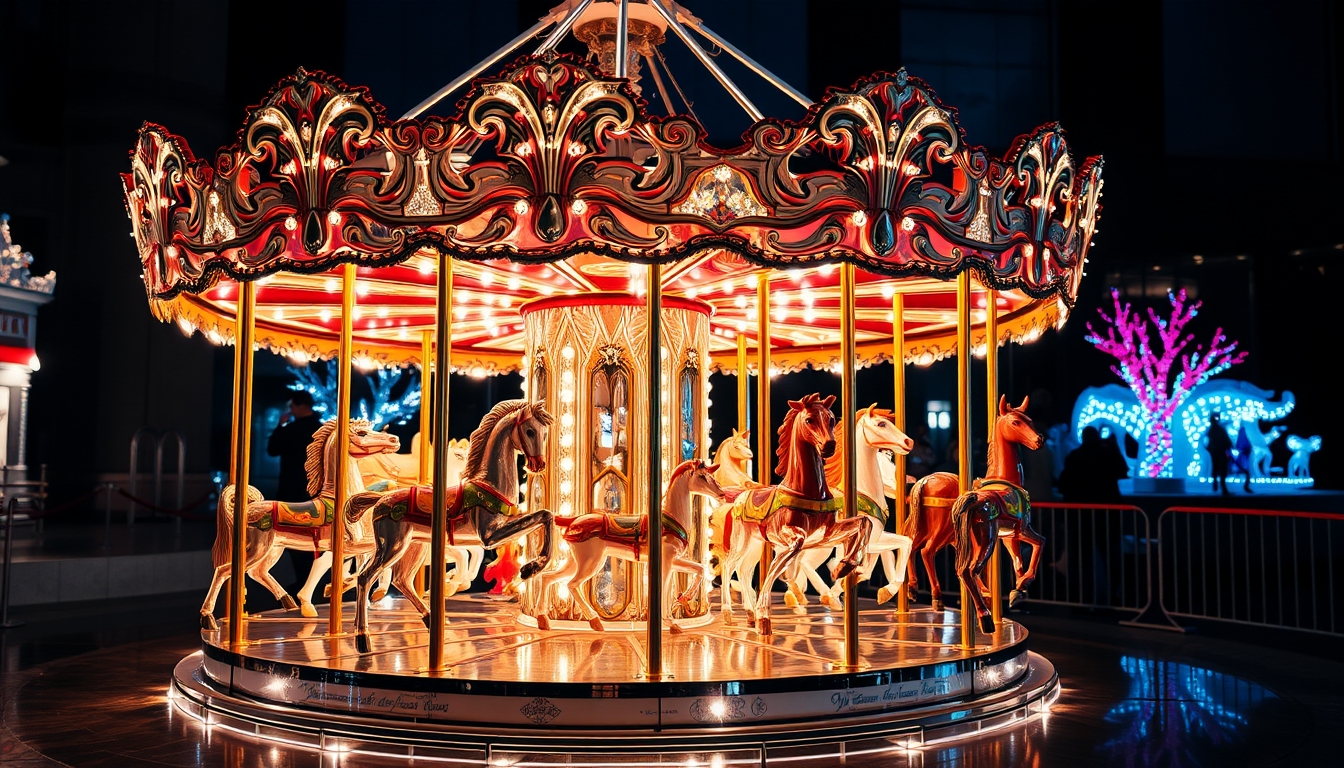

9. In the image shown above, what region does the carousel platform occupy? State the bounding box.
[171,594,1057,763]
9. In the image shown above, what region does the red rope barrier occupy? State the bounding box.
[115,489,215,518]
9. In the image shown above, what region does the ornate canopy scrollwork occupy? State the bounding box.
[124,55,1102,305]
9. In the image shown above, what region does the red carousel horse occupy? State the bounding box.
[718,393,873,636]
[951,395,1047,634]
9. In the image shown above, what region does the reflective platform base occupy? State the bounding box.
[172,595,1059,762]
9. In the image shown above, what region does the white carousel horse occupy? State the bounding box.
[786,405,915,608]
[532,459,724,632]
[199,419,400,630]
[712,429,758,492]
[1286,435,1321,478]
[345,400,556,654]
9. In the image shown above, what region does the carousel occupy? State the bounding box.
[125,1,1101,762]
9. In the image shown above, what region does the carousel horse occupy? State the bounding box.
[353,437,486,603]
[532,459,725,632]
[199,419,400,630]
[951,395,1047,634]
[901,471,960,610]
[717,393,873,636]
[712,429,760,493]
[787,405,915,608]
[345,399,555,654]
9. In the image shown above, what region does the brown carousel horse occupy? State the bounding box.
[900,472,960,610]
[718,393,873,636]
[345,399,555,654]
[951,395,1047,634]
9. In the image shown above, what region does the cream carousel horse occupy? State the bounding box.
[711,429,759,492]
[346,400,556,654]
[199,419,400,630]
[786,406,915,608]
[716,394,873,635]
[532,459,725,632]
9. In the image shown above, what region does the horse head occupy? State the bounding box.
[685,459,726,503]
[716,429,753,464]
[512,401,553,473]
[347,418,401,458]
[780,393,838,470]
[997,395,1045,450]
[857,404,914,455]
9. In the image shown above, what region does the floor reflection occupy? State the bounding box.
[1100,656,1275,767]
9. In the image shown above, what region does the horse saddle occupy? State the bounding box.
[974,479,1030,521]
[255,497,336,531]
[564,513,690,560]
[385,481,518,526]
[853,493,889,527]
[734,486,841,524]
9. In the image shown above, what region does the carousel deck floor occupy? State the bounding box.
[3,593,1342,766]
[210,594,1021,683]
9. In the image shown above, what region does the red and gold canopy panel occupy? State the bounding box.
[125,56,1100,371]
[162,252,1064,374]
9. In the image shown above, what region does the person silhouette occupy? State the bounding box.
[1058,426,1129,502]
[1204,412,1233,496]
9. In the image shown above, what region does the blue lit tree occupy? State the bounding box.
[288,364,421,430]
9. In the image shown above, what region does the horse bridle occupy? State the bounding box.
[511,405,546,472]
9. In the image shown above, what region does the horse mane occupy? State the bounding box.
[307,420,340,497]
[463,400,553,480]
[775,404,800,479]
[665,458,700,489]
[985,414,999,475]
[823,418,845,490]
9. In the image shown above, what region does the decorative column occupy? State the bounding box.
[429,255,453,671]
[755,275,772,591]
[892,292,909,616]
[956,271,974,649]
[329,264,355,637]
[645,261,664,678]
[839,263,860,668]
[984,286,1002,630]
[228,280,256,647]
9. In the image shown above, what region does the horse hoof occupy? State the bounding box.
[300,602,318,619]
[200,613,219,632]
[979,614,996,635]
[721,612,736,626]
[322,585,332,598]
[830,559,859,581]
[783,591,800,608]
[669,623,683,635]
[931,598,945,612]
[281,595,299,612]
[536,615,551,631]
[745,612,757,629]
[588,618,605,632]
[371,589,388,603]
[356,635,371,655]
[818,593,834,608]
[757,617,772,636]
[1009,589,1026,608]
[519,561,543,580]
[876,586,895,605]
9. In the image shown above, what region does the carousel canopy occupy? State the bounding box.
[122,4,1102,375]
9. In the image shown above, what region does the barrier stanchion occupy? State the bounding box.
[2,498,21,629]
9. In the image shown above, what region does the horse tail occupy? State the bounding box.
[346,491,382,525]
[902,476,926,539]
[951,492,979,576]
[212,486,234,568]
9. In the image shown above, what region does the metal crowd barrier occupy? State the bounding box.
[1151,506,1342,636]
[900,500,1341,638]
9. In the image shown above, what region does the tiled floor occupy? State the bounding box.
[1,595,1341,766]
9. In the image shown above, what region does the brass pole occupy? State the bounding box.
[228,280,255,646]
[736,332,748,436]
[429,255,453,671]
[329,264,355,636]
[840,263,860,668]
[957,271,974,649]
[892,293,909,616]
[755,276,772,596]
[985,286,1002,630]
[645,262,664,678]
[419,331,433,485]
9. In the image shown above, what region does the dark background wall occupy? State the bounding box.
[1,0,1339,500]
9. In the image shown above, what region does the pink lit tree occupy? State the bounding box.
[1086,288,1246,477]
